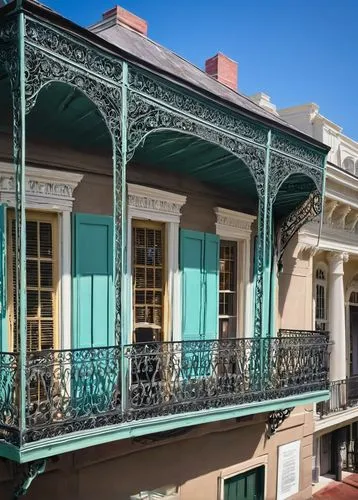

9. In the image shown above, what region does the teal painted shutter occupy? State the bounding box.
[203,233,219,340]
[0,204,6,352]
[72,214,116,412]
[224,466,265,500]
[72,213,114,348]
[180,230,219,341]
[180,230,219,377]
[180,230,205,343]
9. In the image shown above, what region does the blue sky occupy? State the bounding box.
[43,0,358,139]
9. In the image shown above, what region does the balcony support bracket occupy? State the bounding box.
[267,408,294,438]
[13,459,47,499]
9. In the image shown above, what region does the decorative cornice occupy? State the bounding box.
[128,183,187,219]
[214,207,256,233]
[332,204,351,228]
[0,163,83,211]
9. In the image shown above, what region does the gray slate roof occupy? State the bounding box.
[93,22,296,130]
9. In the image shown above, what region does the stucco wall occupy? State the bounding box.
[0,407,314,500]
[278,235,314,331]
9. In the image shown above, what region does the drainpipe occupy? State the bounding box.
[315,153,328,250]
[13,460,47,499]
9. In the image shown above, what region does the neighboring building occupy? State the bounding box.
[278,103,358,482]
[0,2,330,499]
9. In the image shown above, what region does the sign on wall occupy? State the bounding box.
[277,440,301,500]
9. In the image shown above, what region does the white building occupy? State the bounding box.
[278,103,358,483]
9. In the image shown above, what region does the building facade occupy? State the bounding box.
[0,2,330,499]
[278,103,358,483]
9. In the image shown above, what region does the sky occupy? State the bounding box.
[41,0,358,140]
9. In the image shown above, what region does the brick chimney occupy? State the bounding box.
[205,53,238,91]
[93,5,148,36]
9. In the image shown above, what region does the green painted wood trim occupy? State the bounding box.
[0,442,21,462]
[13,390,329,463]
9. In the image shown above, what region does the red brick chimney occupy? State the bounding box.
[101,6,147,36]
[205,53,238,91]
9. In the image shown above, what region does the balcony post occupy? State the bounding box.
[118,61,128,411]
[12,11,27,437]
[328,252,348,381]
[254,130,272,340]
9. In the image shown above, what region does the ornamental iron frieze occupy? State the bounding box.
[127,91,266,192]
[0,18,17,42]
[25,18,123,84]
[271,132,323,167]
[128,67,268,145]
[269,152,323,202]
[24,44,122,135]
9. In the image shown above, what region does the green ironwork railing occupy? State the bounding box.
[0,333,329,446]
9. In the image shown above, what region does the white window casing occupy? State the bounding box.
[127,184,186,344]
[214,207,256,338]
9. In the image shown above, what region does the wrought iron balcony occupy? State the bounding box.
[316,375,358,417]
[0,334,329,450]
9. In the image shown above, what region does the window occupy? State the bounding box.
[215,207,255,338]
[223,466,265,500]
[343,157,355,174]
[315,265,328,331]
[219,240,237,339]
[350,291,358,304]
[8,211,58,352]
[132,220,165,342]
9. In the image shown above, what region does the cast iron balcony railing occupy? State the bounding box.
[317,375,358,417]
[0,333,329,446]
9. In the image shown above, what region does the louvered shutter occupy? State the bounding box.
[9,214,57,353]
[180,230,219,378]
[72,213,114,348]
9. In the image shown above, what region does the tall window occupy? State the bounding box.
[132,220,165,342]
[219,240,237,339]
[315,265,328,331]
[8,211,58,352]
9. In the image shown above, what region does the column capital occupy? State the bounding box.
[328,252,349,275]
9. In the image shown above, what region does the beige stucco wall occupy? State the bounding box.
[278,235,314,331]
[0,407,314,500]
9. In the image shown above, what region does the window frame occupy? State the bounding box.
[217,455,268,500]
[215,207,256,338]
[0,162,82,351]
[126,184,186,345]
[7,210,60,352]
[314,262,328,332]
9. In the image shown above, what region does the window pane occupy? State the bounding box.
[219,240,237,339]
[39,222,52,257]
[133,222,164,339]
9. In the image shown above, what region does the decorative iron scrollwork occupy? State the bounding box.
[267,408,294,438]
[128,67,268,145]
[25,18,123,83]
[271,132,323,167]
[278,190,321,258]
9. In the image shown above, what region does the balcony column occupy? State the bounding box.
[328,252,349,381]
